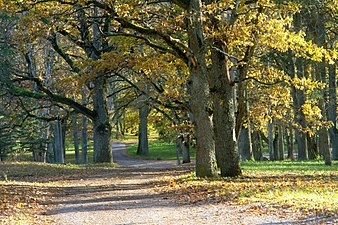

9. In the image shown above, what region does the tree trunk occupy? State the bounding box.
[182,140,191,164]
[32,143,46,162]
[319,128,332,165]
[187,0,217,177]
[239,126,253,161]
[93,75,112,163]
[82,7,112,163]
[295,58,308,160]
[252,131,262,161]
[54,121,65,164]
[46,141,54,163]
[286,127,295,160]
[278,125,284,160]
[72,112,80,164]
[175,136,182,165]
[137,97,149,155]
[307,135,318,159]
[313,10,332,165]
[209,45,241,176]
[268,119,274,161]
[81,87,88,164]
[273,126,279,160]
[328,64,338,160]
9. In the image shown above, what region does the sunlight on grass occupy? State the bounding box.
[160,160,338,218]
[127,140,195,160]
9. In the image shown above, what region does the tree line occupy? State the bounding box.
[0,0,337,177]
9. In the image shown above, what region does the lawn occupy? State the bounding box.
[127,139,196,160]
[160,160,338,219]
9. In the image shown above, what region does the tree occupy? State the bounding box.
[3,1,113,163]
[137,95,150,155]
[3,0,336,173]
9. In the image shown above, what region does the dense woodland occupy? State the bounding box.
[0,0,337,177]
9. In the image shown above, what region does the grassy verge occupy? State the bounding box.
[159,160,338,218]
[127,140,196,160]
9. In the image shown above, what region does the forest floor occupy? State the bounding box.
[0,143,337,224]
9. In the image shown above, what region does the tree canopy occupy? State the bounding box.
[0,0,337,177]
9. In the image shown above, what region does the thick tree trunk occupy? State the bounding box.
[187,0,217,177]
[80,6,112,163]
[210,46,241,176]
[93,75,112,163]
[137,98,149,155]
[189,70,217,177]
[54,121,65,164]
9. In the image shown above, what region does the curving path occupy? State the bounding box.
[112,142,178,169]
[50,142,337,225]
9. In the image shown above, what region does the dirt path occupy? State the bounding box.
[49,143,336,225]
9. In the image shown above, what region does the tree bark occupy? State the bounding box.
[80,6,112,163]
[209,45,241,176]
[239,126,253,161]
[328,64,338,160]
[187,0,217,177]
[54,120,65,164]
[307,135,318,159]
[181,137,191,164]
[278,125,284,160]
[137,96,149,155]
[319,128,332,165]
[268,119,274,161]
[252,131,262,161]
[273,126,279,160]
[81,87,88,164]
[295,58,308,160]
[93,75,112,163]
[292,13,308,160]
[175,136,182,165]
[72,112,80,164]
[286,126,295,160]
[175,134,191,164]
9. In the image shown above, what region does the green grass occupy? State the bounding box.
[162,160,338,218]
[127,140,196,160]
[241,160,338,175]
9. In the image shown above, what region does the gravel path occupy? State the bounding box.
[50,142,337,225]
